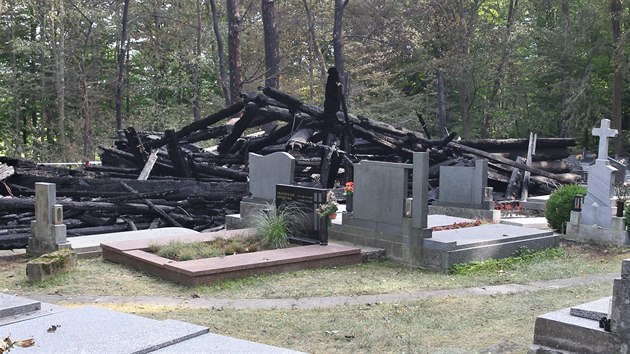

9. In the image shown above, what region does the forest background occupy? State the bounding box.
[0,0,628,163]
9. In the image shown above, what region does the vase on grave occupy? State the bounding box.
[346,195,353,213]
[319,217,328,246]
[616,200,625,217]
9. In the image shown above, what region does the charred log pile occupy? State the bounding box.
[0,86,579,250]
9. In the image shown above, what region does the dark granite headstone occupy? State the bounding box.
[276,184,327,244]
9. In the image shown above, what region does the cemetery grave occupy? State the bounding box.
[0,293,302,353]
[0,84,581,250]
[530,258,630,353]
[566,119,630,245]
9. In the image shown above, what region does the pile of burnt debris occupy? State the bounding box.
[0,86,579,249]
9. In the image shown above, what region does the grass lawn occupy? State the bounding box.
[85,284,612,353]
[0,240,627,352]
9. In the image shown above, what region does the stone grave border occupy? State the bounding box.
[101,228,361,286]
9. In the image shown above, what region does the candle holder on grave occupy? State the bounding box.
[573,195,584,211]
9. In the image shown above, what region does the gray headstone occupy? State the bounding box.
[353,160,411,225]
[437,160,488,207]
[412,152,429,229]
[248,152,295,201]
[609,157,626,185]
[27,183,68,256]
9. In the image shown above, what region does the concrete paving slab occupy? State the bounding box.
[69,227,199,255]
[0,293,41,318]
[429,224,553,249]
[570,297,611,321]
[500,217,550,229]
[152,332,305,354]
[0,306,208,354]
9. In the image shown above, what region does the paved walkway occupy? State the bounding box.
[29,272,617,310]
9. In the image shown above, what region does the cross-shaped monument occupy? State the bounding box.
[592,119,618,162]
[580,119,618,228]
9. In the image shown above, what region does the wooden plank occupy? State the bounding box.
[521,132,537,201]
[138,150,159,180]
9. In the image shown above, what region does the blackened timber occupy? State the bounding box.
[436,132,458,149]
[449,142,577,184]
[287,128,315,151]
[143,101,246,150]
[121,182,183,227]
[165,129,192,178]
[183,126,227,144]
[262,86,322,117]
[218,102,260,154]
[320,134,343,188]
[99,145,140,167]
[193,163,248,181]
[248,123,293,153]
[0,197,177,214]
[458,138,576,151]
[505,156,526,199]
[352,125,415,157]
[123,127,147,165]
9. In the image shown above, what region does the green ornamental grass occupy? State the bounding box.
[253,202,305,249]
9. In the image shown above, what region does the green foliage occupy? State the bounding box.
[545,184,587,232]
[450,247,565,275]
[253,203,305,249]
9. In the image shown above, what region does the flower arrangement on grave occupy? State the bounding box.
[316,190,339,226]
[343,182,354,196]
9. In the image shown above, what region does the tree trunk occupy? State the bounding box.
[302,0,327,86]
[80,20,94,160]
[482,0,517,139]
[262,0,280,89]
[9,12,19,156]
[558,0,572,138]
[436,68,447,139]
[115,0,130,138]
[611,0,623,156]
[333,0,349,88]
[226,0,242,103]
[208,0,231,106]
[53,0,66,148]
[191,0,202,121]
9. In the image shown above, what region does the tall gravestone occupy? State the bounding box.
[225,152,296,230]
[27,183,69,256]
[248,152,295,201]
[581,119,618,228]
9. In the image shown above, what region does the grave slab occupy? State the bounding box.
[152,331,304,354]
[102,228,362,286]
[428,224,553,250]
[0,294,41,319]
[500,217,550,230]
[0,306,209,354]
[530,307,618,354]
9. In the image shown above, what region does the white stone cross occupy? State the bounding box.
[592,119,618,161]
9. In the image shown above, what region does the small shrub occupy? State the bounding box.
[253,202,306,249]
[545,184,587,232]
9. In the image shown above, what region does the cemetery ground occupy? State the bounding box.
[0,240,628,353]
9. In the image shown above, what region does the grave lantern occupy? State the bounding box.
[573,195,584,211]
